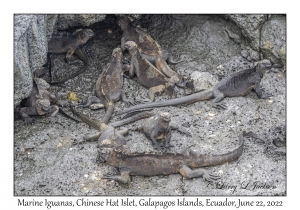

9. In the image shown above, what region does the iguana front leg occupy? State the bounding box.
[19,107,37,125]
[164,131,172,148]
[47,105,59,124]
[170,125,191,137]
[148,85,166,102]
[212,89,227,109]
[65,48,75,64]
[102,170,130,184]
[49,93,69,107]
[128,57,138,78]
[120,90,136,106]
[79,96,103,108]
[179,165,221,182]
[120,37,126,51]
[150,130,165,150]
[162,51,187,64]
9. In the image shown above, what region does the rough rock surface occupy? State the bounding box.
[225,14,268,51]
[261,15,286,68]
[14,15,48,107]
[56,14,106,30]
[186,71,218,94]
[14,14,286,196]
[44,15,58,41]
[14,14,107,107]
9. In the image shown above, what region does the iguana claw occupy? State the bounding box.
[48,116,56,124]
[135,97,152,104]
[213,102,227,110]
[261,93,273,99]
[202,171,221,183]
[125,99,137,106]
[72,139,86,145]
[24,117,35,125]
[153,143,166,151]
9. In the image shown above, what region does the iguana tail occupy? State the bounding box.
[117,88,213,115]
[109,111,155,127]
[50,63,89,85]
[59,108,81,122]
[50,49,90,85]
[189,132,245,168]
[70,107,104,131]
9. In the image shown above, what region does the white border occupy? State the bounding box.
[4,0,297,208]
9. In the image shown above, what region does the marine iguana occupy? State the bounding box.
[70,107,155,146]
[123,41,178,102]
[98,131,247,184]
[70,107,247,183]
[135,112,191,150]
[117,59,273,115]
[19,78,79,125]
[79,47,135,122]
[46,29,94,85]
[117,16,187,86]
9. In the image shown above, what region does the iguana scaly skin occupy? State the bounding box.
[19,78,79,125]
[69,107,248,184]
[124,41,177,101]
[117,16,187,86]
[80,47,137,122]
[136,112,190,150]
[70,107,155,147]
[117,59,273,115]
[46,29,94,85]
[99,132,246,184]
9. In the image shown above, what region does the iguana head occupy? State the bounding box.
[159,112,171,129]
[255,59,272,77]
[124,41,137,50]
[34,78,50,90]
[124,41,138,55]
[112,47,122,58]
[74,29,94,45]
[117,15,131,30]
[38,99,51,111]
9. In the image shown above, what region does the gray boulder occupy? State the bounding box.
[56,14,106,30]
[225,14,268,51]
[14,15,49,107]
[185,71,218,94]
[261,15,286,68]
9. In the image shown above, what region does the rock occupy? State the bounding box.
[261,15,286,68]
[185,71,218,94]
[225,15,268,51]
[56,14,106,30]
[14,15,49,107]
[241,46,260,62]
[34,78,50,90]
[14,14,286,196]
[45,15,58,41]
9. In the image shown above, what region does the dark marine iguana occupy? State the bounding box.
[135,112,191,150]
[79,47,135,122]
[117,59,273,115]
[45,29,94,85]
[70,107,247,183]
[19,77,79,125]
[71,106,189,151]
[123,41,178,102]
[117,16,187,86]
